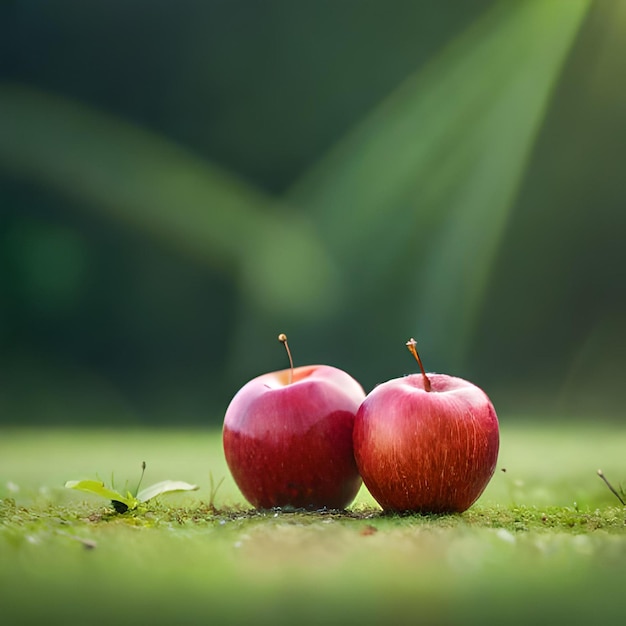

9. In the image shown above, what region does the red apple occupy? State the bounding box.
[353,339,499,513]
[222,335,365,510]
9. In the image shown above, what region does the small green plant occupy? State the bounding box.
[65,461,198,513]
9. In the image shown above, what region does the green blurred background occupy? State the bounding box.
[1,0,624,426]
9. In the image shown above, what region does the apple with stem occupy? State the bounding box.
[353,338,499,513]
[222,334,365,510]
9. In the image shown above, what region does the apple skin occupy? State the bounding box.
[223,364,365,510]
[353,373,499,514]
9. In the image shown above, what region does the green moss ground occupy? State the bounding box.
[1,422,625,625]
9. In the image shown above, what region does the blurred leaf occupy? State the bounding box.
[0,85,340,319]
[288,0,590,366]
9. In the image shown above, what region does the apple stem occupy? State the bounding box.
[278,333,294,384]
[406,338,432,392]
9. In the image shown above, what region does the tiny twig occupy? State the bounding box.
[597,469,626,505]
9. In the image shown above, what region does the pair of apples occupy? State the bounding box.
[223,335,499,513]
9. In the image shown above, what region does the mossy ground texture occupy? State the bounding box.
[1,423,625,626]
